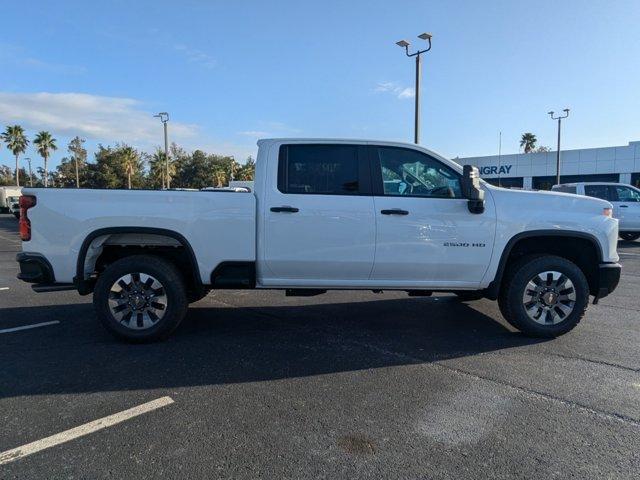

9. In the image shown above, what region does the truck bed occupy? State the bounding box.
[21,188,256,284]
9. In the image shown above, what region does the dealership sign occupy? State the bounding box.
[479,165,513,176]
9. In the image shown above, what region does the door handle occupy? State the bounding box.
[270,206,299,213]
[620,205,628,208]
[381,209,409,215]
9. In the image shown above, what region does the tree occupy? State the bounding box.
[33,131,58,187]
[120,146,137,189]
[1,125,29,186]
[520,133,537,153]
[68,136,87,188]
[147,148,176,189]
[236,156,256,181]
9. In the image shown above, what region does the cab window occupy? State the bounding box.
[278,144,364,195]
[374,146,462,198]
[612,186,640,202]
[584,185,610,201]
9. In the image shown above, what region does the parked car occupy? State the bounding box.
[0,186,21,213]
[552,182,640,241]
[16,139,620,342]
[10,199,20,219]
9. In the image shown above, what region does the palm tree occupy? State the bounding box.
[520,133,537,153]
[120,146,138,189]
[1,125,29,186]
[33,131,58,187]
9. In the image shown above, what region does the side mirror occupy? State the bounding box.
[461,165,485,214]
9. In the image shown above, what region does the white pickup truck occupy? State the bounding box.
[16,139,621,342]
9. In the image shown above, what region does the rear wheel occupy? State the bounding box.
[93,255,188,342]
[620,232,640,241]
[498,255,589,338]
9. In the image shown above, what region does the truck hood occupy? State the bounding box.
[487,185,612,214]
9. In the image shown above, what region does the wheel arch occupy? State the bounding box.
[485,230,603,300]
[75,227,202,295]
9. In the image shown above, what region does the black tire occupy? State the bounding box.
[93,255,188,342]
[498,255,589,338]
[13,213,19,219]
[620,232,640,242]
[453,291,484,302]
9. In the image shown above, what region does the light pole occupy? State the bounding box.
[154,112,170,189]
[25,158,33,187]
[396,32,432,144]
[548,108,570,186]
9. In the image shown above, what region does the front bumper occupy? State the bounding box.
[593,262,621,303]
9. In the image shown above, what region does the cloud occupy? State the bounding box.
[238,130,270,138]
[0,43,86,75]
[0,92,199,146]
[374,81,415,100]
[173,44,216,69]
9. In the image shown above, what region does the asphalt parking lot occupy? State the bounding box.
[0,213,638,479]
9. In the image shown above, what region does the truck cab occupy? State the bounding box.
[16,139,621,342]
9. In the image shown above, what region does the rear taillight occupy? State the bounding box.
[602,207,613,218]
[19,195,36,241]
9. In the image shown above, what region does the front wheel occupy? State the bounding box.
[620,232,640,242]
[93,255,188,342]
[498,255,589,338]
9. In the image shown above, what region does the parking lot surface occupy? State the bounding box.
[0,213,638,479]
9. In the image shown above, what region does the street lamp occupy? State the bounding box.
[396,32,432,144]
[24,158,33,187]
[153,112,170,189]
[548,108,570,185]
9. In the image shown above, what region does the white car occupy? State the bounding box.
[552,182,640,241]
[16,138,621,342]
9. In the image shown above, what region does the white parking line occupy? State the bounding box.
[0,287,9,291]
[619,252,640,257]
[0,321,60,334]
[0,396,175,465]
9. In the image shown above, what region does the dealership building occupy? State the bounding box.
[457,140,640,190]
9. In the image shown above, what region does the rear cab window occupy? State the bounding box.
[277,144,369,195]
[584,185,611,201]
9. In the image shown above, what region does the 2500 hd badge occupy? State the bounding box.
[444,242,486,247]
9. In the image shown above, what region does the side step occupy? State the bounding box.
[32,283,76,293]
[285,289,327,297]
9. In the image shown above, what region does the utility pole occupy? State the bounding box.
[396,32,432,144]
[25,158,33,187]
[497,131,502,187]
[548,109,570,185]
[154,112,170,189]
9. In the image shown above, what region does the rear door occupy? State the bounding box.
[260,143,376,285]
[369,145,496,287]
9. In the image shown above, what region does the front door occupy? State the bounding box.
[261,143,376,286]
[611,185,640,231]
[369,145,496,287]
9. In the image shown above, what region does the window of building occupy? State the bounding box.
[533,173,620,191]
[484,177,524,189]
[278,144,362,195]
[631,173,640,189]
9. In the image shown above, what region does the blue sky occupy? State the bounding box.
[1,0,639,170]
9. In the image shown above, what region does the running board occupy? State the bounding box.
[32,283,76,293]
[285,289,327,297]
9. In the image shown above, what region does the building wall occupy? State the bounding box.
[457,140,640,189]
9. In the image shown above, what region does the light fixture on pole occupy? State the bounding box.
[548,108,570,186]
[153,112,170,189]
[396,32,432,144]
